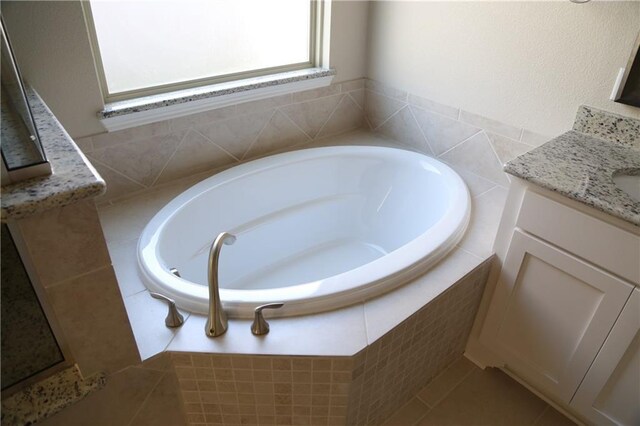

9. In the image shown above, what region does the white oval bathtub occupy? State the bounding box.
[138,146,470,318]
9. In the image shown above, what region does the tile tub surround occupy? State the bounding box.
[169,259,490,426]
[11,198,140,378]
[1,366,106,426]
[1,89,105,221]
[362,79,551,190]
[94,129,508,425]
[76,79,366,204]
[504,130,640,226]
[573,105,640,151]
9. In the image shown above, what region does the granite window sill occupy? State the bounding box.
[98,68,336,132]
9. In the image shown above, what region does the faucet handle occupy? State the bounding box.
[251,303,284,335]
[150,292,185,328]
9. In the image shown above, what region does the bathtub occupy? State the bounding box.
[138,145,470,318]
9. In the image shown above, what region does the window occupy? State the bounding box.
[84,0,321,102]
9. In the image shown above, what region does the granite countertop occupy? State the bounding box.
[1,365,106,426]
[505,130,640,226]
[1,90,106,221]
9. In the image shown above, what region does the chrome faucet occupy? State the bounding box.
[205,232,236,337]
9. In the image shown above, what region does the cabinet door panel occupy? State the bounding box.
[482,230,633,403]
[570,289,640,426]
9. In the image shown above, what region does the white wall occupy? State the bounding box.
[367,1,640,137]
[2,0,369,139]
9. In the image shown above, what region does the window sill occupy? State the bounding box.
[98,68,336,132]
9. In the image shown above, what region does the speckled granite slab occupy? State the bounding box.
[573,105,640,151]
[1,365,106,426]
[1,90,106,221]
[505,130,640,226]
[100,67,336,119]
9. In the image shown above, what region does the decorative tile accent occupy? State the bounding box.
[83,81,366,204]
[89,131,184,186]
[174,354,353,426]
[378,106,430,153]
[459,110,522,141]
[164,258,492,426]
[573,105,640,151]
[365,90,406,129]
[196,110,274,160]
[245,110,311,159]
[365,79,408,102]
[347,259,492,425]
[154,130,236,185]
[316,96,364,139]
[411,106,481,156]
[486,132,534,164]
[408,94,459,120]
[439,132,510,186]
[281,94,343,139]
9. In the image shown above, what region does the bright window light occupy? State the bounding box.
[88,0,313,98]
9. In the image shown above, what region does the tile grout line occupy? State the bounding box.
[240,109,277,161]
[88,155,148,189]
[149,129,191,187]
[371,103,408,132]
[408,105,435,156]
[315,94,347,139]
[190,127,241,162]
[436,129,484,158]
[126,372,166,426]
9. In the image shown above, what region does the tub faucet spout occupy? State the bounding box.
[205,232,236,337]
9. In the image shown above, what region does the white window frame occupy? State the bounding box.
[82,0,328,104]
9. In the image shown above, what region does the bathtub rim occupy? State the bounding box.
[138,145,471,318]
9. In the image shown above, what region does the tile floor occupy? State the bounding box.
[383,357,577,426]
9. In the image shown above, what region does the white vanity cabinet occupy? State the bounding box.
[570,288,639,425]
[478,179,640,425]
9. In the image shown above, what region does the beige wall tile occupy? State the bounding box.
[341,79,365,92]
[316,96,364,139]
[17,200,111,288]
[411,106,481,156]
[348,89,365,109]
[280,94,343,138]
[106,238,146,297]
[91,120,172,150]
[73,136,94,153]
[89,132,184,186]
[236,94,292,116]
[89,159,146,203]
[439,132,510,186]
[46,266,139,375]
[457,187,508,258]
[167,105,237,133]
[521,129,552,147]
[292,84,342,103]
[154,130,236,185]
[196,110,273,160]
[366,79,408,101]
[365,90,406,129]
[244,110,310,159]
[459,110,523,141]
[408,94,459,120]
[487,132,535,164]
[377,106,431,153]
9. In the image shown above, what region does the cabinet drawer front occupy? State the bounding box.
[489,231,633,403]
[516,190,639,285]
